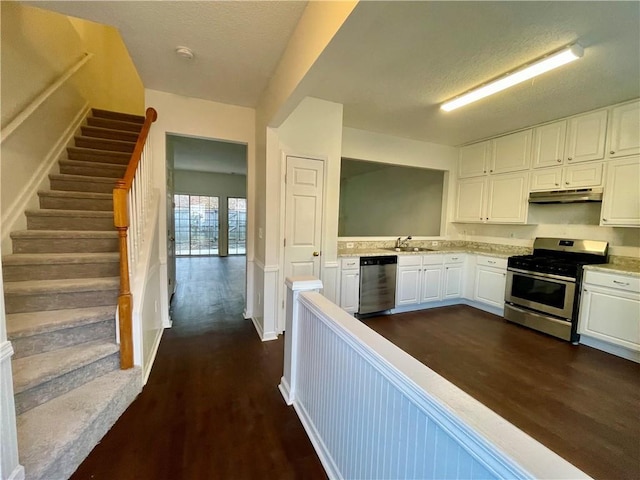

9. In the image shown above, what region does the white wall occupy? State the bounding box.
[144,89,255,322]
[174,170,247,256]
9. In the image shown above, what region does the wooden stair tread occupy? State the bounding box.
[12,341,119,394]
[7,306,116,339]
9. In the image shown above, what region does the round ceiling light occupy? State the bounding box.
[175,46,194,60]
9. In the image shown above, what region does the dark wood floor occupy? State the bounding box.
[71,256,326,480]
[72,256,639,480]
[365,306,640,480]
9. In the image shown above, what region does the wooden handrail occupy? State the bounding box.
[113,107,157,369]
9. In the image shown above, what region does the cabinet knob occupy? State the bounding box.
[557,159,562,163]
[483,170,487,173]
[490,169,493,173]
[555,183,559,186]
[567,157,573,161]
[565,181,570,185]
[603,218,608,222]
[610,150,615,154]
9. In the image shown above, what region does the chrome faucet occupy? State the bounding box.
[396,235,412,248]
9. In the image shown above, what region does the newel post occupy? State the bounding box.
[113,180,133,369]
[279,276,323,405]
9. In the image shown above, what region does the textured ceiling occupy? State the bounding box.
[168,135,247,175]
[28,0,308,107]
[304,1,640,145]
[27,1,640,147]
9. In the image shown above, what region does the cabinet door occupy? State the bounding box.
[601,156,640,226]
[340,270,360,313]
[608,101,640,158]
[420,265,442,303]
[474,267,507,309]
[563,162,603,189]
[486,172,529,223]
[443,265,463,299]
[491,129,532,174]
[530,167,562,191]
[565,110,608,163]
[532,120,566,169]
[455,176,487,222]
[459,141,490,178]
[396,266,421,306]
[579,285,640,351]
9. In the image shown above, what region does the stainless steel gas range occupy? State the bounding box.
[504,238,609,343]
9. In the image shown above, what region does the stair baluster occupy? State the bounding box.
[113,107,157,369]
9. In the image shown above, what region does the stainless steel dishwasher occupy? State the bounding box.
[358,256,397,315]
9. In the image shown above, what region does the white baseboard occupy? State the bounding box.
[1,102,90,248]
[250,316,278,342]
[580,335,640,363]
[8,465,25,480]
[143,327,164,385]
[278,376,292,405]
[292,400,339,479]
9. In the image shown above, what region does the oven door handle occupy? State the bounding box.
[507,267,576,283]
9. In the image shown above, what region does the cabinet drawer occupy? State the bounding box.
[584,270,640,293]
[476,255,507,269]
[444,253,465,264]
[341,257,359,270]
[422,254,444,265]
[398,255,422,267]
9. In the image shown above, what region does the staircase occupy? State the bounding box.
[3,109,146,480]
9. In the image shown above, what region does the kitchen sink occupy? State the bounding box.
[386,247,435,252]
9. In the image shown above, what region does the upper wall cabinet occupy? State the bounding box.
[490,130,532,174]
[565,110,608,164]
[608,100,640,158]
[459,141,491,178]
[601,155,640,227]
[532,120,566,169]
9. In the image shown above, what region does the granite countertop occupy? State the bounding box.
[583,257,640,278]
[338,241,529,259]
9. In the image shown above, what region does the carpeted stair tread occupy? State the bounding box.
[74,136,136,153]
[10,230,118,254]
[49,173,118,185]
[86,116,144,132]
[67,146,131,160]
[11,230,118,240]
[7,306,116,339]
[80,125,139,143]
[3,252,118,266]
[17,367,142,480]
[4,276,119,295]
[12,341,119,394]
[92,108,145,124]
[38,190,113,200]
[59,159,127,178]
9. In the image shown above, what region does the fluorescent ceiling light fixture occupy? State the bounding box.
[441,44,584,112]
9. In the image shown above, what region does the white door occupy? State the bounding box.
[283,156,324,281]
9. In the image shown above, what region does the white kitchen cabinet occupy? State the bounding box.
[491,129,532,174]
[459,141,490,178]
[608,100,640,158]
[579,270,640,360]
[601,156,640,227]
[421,265,443,303]
[396,264,422,306]
[565,109,608,164]
[486,172,529,223]
[339,258,360,314]
[444,254,466,300]
[530,162,603,191]
[455,172,528,224]
[532,120,566,169]
[396,255,445,306]
[474,256,507,310]
[454,176,487,222]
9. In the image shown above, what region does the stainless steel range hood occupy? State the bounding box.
[528,187,603,204]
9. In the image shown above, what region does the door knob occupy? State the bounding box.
[313,251,320,257]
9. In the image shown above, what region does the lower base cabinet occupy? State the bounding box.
[579,271,640,355]
[339,258,359,314]
[473,256,507,310]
